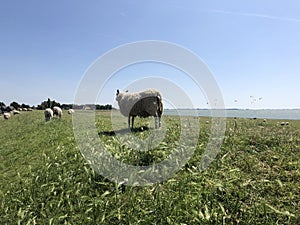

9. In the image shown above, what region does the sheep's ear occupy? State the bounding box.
[116,89,119,95]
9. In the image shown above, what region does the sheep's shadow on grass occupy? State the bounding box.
[99,126,151,136]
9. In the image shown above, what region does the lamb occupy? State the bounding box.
[68,109,75,114]
[44,108,53,121]
[3,112,11,120]
[53,106,63,118]
[115,89,163,129]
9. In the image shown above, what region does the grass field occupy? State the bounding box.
[1,110,299,224]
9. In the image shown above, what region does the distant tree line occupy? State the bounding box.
[0,98,113,111]
[0,101,32,110]
[36,98,62,110]
[96,104,112,110]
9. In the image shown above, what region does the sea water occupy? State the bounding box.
[164,109,300,120]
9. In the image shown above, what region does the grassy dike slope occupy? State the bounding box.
[1,110,299,224]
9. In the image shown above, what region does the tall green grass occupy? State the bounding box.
[0,111,299,224]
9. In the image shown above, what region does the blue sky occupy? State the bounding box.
[1,0,300,109]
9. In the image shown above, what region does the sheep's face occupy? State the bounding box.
[116,94,122,102]
[115,89,123,102]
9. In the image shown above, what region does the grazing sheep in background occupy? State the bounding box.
[53,106,63,118]
[27,108,33,111]
[3,112,11,119]
[12,110,20,115]
[44,108,53,121]
[280,121,290,126]
[68,109,75,114]
[116,89,163,129]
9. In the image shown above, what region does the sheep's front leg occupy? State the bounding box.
[154,113,161,128]
[157,116,161,128]
[159,115,162,128]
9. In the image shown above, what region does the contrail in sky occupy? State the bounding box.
[212,9,300,23]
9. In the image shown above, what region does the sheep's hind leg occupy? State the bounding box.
[131,116,135,129]
[128,116,131,129]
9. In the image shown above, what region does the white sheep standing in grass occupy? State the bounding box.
[3,112,11,120]
[44,108,53,121]
[68,109,75,114]
[115,89,163,129]
[53,106,63,118]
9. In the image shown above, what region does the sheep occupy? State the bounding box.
[68,109,75,114]
[12,110,21,115]
[44,108,53,121]
[280,121,290,126]
[53,106,63,118]
[115,89,163,129]
[3,112,11,120]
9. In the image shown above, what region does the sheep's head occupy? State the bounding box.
[116,89,129,102]
[116,89,122,102]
